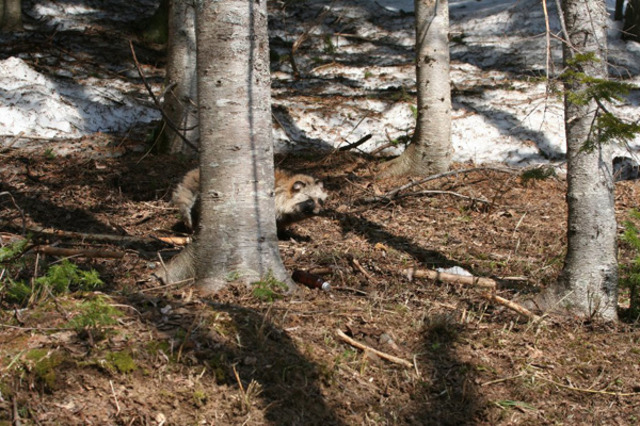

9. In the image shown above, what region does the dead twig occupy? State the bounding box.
[537,375,640,397]
[338,134,372,152]
[27,226,175,246]
[0,191,26,235]
[109,380,121,416]
[336,329,413,368]
[128,40,199,152]
[362,166,518,203]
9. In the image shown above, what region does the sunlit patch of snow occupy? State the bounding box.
[0,57,159,143]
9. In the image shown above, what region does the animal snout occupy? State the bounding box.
[301,199,322,214]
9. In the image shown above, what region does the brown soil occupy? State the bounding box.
[1,147,640,426]
[2,1,640,424]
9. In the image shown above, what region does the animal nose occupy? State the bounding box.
[302,199,320,214]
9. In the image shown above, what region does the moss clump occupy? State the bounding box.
[105,351,137,374]
[251,271,288,302]
[25,348,65,390]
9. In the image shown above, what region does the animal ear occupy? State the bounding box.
[315,180,323,188]
[292,181,306,191]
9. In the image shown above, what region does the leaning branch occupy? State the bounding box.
[128,40,199,152]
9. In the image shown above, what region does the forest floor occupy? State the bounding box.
[2,0,640,425]
[2,148,640,425]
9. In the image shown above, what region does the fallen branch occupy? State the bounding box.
[362,166,517,203]
[402,267,496,289]
[481,292,540,321]
[34,246,125,259]
[403,267,540,320]
[27,226,178,246]
[336,329,413,368]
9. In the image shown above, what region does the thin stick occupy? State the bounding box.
[34,246,126,259]
[128,41,199,152]
[109,380,121,415]
[537,376,640,397]
[26,226,173,246]
[362,166,517,203]
[336,329,413,368]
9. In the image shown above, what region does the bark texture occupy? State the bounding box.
[381,0,451,177]
[162,0,198,155]
[553,0,618,321]
[1,0,22,32]
[188,0,291,292]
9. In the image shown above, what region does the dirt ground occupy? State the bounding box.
[2,0,640,425]
[1,146,640,425]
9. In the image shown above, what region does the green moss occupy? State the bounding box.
[25,348,65,390]
[105,351,137,374]
[193,389,208,407]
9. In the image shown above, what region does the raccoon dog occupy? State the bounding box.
[172,168,328,232]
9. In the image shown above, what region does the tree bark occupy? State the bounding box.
[1,0,22,32]
[381,0,451,177]
[190,0,292,292]
[546,0,618,321]
[160,0,199,155]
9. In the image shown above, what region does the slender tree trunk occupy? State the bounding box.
[191,0,292,292]
[381,0,451,177]
[546,0,618,321]
[623,0,640,41]
[161,0,199,155]
[1,0,22,32]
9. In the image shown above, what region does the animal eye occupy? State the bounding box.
[292,181,305,191]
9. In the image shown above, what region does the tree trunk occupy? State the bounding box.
[141,0,169,44]
[381,0,451,177]
[546,0,618,321]
[1,0,22,32]
[623,0,640,41]
[191,0,292,292]
[159,0,199,156]
[615,0,625,20]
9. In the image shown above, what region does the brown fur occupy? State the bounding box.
[172,168,328,231]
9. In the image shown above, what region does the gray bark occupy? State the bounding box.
[552,0,619,321]
[190,0,292,292]
[1,0,22,32]
[381,0,451,177]
[162,0,198,155]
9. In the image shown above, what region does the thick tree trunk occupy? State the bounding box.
[161,0,198,155]
[623,0,640,41]
[381,0,451,177]
[1,0,22,32]
[190,0,291,292]
[546,0,618,321]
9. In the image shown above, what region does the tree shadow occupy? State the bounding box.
[126,291,345,425]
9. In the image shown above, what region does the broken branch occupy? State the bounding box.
[402,267,496,289]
